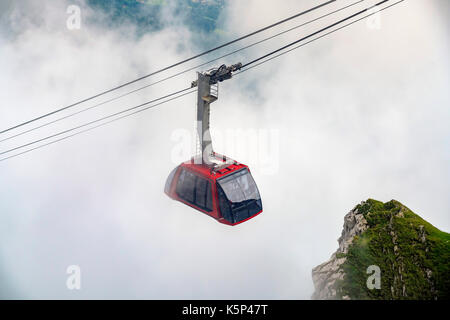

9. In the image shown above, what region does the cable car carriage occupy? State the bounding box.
[164,63,263,225]
[165,153,262,225]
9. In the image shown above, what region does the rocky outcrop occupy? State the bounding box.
[311,199,450,300]
[311,202,368,300]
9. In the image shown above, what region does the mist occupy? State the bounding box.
[0,0,448,299]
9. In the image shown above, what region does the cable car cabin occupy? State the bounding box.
[164,154,262,226]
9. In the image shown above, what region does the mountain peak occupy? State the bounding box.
[312,199,450,300]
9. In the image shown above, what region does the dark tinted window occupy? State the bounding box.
[217,168,262,223]
[176,169,195,203]
[205,180,213,211]
[176,168,213,212]
[217,185,232,222]
[195,177,207,208]
[164,166,178,194]
[219,169,260,203]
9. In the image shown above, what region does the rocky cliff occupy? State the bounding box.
[312,199,450,300]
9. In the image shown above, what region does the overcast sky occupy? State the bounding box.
[0,0,448,299]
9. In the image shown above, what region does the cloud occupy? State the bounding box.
[0,0,448,299]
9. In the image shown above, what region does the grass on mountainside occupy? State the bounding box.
[335,199,449,300]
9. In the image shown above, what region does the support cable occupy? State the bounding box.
[0,0,361,144]
[0,0,335,135]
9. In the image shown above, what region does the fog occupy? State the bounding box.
[0,0,448,299]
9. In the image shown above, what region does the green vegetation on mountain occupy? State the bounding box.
[336,199,450,300]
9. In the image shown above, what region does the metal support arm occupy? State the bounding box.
[193,63,241,165]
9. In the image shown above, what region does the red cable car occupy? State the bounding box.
[164,64,263,225]
[164,153,262,226]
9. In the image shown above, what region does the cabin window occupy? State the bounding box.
[195,176,213,211]
[176,169,195,203]
[176,168,213,212]
[164,166,178,194]
[217,168,262,223]
[217,185,232,222]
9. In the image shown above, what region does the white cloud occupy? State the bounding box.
[0,0,448,299]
